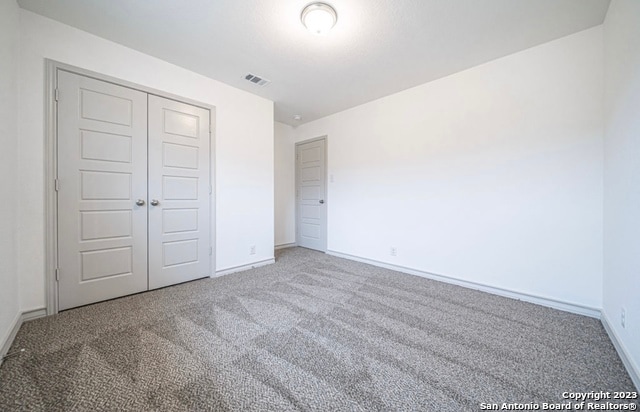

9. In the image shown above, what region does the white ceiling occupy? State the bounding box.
[17,0,611,125]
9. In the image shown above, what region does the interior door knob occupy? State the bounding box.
[319,199,325,204]
[136,199,145,206]
[150,199,160,206]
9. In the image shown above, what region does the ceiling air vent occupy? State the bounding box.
[243,73,271,87]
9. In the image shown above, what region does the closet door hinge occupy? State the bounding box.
[209,185,212,195]
[209,247,213,256]
[55,268,60,281]
[54,179,60,192]
[54,88,59,102]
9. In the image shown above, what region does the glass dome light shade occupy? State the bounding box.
[301,3,338,35]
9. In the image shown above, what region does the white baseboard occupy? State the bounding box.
[275,242,296,250]
[1,307,47,367]
[601,313,640,391]
[22,307,47,321]
[214,258,275,277]
[326,250,601,319]
[0,312,21,365]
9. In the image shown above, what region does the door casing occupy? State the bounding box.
[45,60,216,314]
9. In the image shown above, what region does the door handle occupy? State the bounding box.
[150,199,160,206]
[136,199,145,206]
[319,199,325,204]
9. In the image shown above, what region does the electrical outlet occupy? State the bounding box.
[250,245,256,255]
[621,308,626,328]
[390,247,397,257]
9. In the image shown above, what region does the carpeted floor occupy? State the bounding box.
[0,247,637,411]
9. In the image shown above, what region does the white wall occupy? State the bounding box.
[18,10,274,311]
[274,122,296,247]
[294,27,604,310]
[603,0,640,385]
[0,0,21,353]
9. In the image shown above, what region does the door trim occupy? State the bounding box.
[294,136,328,252]
[45,60,216,314]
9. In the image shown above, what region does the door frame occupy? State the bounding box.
[44,60,216,314]
[294,136,328,252]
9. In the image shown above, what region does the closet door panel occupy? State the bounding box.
[148,95,211,289]
[57,71,149,310]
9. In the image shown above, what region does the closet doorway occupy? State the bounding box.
[49,64,214,311]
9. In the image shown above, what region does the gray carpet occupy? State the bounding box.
[0,247,637,411]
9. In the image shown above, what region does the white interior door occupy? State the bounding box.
[57,71,149,310]
[296,138,327,251]
[148,95,211,289]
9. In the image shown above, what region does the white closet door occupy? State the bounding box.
[148,95,211,289]
[57,71,149,310]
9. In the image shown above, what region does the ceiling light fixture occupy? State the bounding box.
[301,3,337,35]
